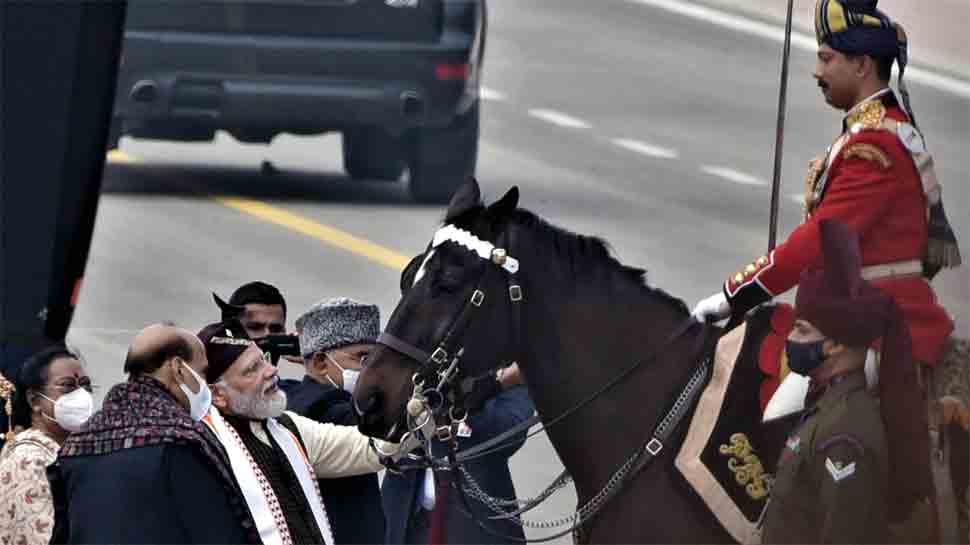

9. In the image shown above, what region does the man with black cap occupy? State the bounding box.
[763,219,933,544]
[197,319,392,545]
[286,297,386,545]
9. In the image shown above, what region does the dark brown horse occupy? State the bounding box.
[354,178,733,543]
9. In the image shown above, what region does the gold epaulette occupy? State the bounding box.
[846,100,886,133]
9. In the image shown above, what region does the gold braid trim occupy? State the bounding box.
[843,143,892,170]
[804,156,826,216]
[846,100,886,131]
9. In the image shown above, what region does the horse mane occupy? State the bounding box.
[449,205,689,316]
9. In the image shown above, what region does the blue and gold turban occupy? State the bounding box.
[814,0,916,124]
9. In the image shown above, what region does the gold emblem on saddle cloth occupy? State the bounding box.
[719,433,771,500]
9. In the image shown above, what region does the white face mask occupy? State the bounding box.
[325,352,361,395]
[40,388,94,433]
[178,361,212,421]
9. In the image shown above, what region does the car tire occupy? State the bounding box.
[343,128,405,181]
[407,101,479,204]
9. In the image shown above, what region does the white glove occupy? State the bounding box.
[691,292,731,323]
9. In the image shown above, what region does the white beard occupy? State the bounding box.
[224,384,287,420]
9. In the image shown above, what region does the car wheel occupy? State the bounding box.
[343,128,405,181]
[407,101,479,204]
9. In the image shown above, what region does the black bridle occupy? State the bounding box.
[369,223,714,543]
[374,226,525,464]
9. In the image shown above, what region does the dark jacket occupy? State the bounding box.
[48,375,257,545]
[762,371,888,544]
[382,384,535,545]
[283,376,386,545]
[49,444,250,544]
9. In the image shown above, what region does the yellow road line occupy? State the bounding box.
[104,149,407,271]
[106,149,136,164]
[215,196,411,271]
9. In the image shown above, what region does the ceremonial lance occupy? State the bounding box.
[768,0,796,250]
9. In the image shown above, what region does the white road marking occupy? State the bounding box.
[612,138,679,159]
[701,165,767,186]
[625,0,970,99]
[527,109,592,129]
[481,87,508,102]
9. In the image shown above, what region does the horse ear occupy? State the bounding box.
[445,177,482,222]
[489,186,519,217]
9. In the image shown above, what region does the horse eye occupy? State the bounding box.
[436,268,464,292]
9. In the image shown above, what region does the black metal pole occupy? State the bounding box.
[769,0,796,250]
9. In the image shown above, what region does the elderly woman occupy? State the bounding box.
[0,345,93,543]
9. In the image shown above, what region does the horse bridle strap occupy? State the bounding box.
[377,332,432,365]
[380,224,523,375]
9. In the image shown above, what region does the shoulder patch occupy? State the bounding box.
[842,142,892,170]
[825,457,857,481]
[816,433,866,456]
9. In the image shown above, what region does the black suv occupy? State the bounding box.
[112,0,486,202]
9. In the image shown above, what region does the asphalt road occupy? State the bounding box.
[69,0,969,541]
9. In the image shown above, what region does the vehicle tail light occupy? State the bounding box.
[434,62,469,81]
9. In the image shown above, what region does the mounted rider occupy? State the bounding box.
[691,0,967,539]
[694,0,960,365]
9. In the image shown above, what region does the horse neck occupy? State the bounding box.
[517,262,694,497]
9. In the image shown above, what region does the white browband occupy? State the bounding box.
[413,225,519,286]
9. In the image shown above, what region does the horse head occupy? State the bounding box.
[354,178,525,440]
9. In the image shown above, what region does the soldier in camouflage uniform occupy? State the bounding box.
[763,220,932,543]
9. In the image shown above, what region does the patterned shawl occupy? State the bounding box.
[59,375,260,543]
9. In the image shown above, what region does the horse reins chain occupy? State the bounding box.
[453,355,711,543]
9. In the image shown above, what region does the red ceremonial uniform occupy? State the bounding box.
[724,90,953,365]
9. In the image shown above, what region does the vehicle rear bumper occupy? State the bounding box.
[115,31,478,133]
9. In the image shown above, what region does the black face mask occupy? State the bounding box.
[786,339,827,376]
